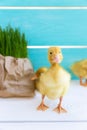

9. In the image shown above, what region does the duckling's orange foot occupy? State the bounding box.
[53,106,67,113]
[80,83,87,87]
[37,103,49,111]
[80,82,87,87]
[80,77,87,87]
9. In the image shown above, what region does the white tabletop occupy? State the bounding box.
[0,80,87,129]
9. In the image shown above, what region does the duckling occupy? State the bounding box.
[71,59,87,87]
[32,47,71,113]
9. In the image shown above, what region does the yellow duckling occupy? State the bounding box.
[71,59,87,86]
[32,47,71,113]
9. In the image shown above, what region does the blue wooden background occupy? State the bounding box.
[0,10,87,79]
[0,0,87,6]
[0,10,87,46]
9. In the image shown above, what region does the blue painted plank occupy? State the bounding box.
[28,48,87,80]
[0,0,87,6]
[0,10,87,46]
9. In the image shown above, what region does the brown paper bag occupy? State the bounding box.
[0,55,35,97]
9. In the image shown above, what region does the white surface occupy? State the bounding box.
[0,123,87,130]
[0,80,87,130]
[0,80,87,122]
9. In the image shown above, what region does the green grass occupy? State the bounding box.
[0,25,28,58]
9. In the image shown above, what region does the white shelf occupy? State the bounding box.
[0,80,86,122]
[0,80,87,129]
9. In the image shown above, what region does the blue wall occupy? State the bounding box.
[0,0,87,6]
[0,10,87,79]
[0,10,87,46]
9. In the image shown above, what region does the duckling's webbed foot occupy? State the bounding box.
[37,103,49,111]
[53,97,67,113]
[37,95,49,111]
[53,105,67,113]
[80,77,87,87]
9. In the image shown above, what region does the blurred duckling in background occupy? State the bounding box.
[32,47,71,113]
[71,59,87,87]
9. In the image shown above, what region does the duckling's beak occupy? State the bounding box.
[53,56,59,63]
[31,75,38,80]
[53,55,61,63]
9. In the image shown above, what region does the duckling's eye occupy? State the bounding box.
[50,52,52,55]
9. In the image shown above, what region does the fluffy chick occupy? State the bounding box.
[32,47,71,113]
[71,59,87,87]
